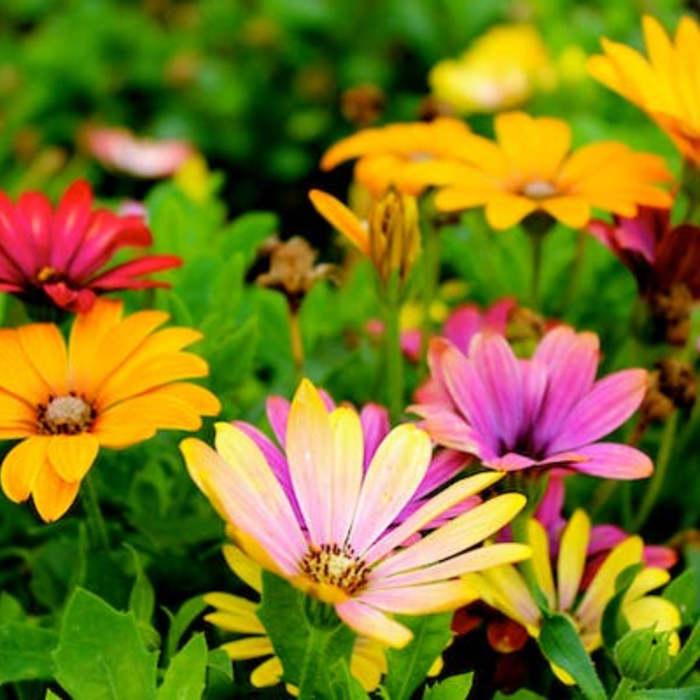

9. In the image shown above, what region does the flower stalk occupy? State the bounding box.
[81,472,109,550]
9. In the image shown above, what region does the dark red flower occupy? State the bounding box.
[0,180,181,312]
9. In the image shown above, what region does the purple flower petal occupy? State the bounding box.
[570,442,653,479]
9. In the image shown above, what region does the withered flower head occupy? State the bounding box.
[341,84,386,127]
[256,236,335,311]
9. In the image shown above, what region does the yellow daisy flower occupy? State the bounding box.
[320,117,480,197]
[0,298,220,521]
[396,111,673,230]
[588,15,700,166]
[465,510,680,685]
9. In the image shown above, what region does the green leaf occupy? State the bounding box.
[163,595,207,662]
[384,613,452,700]
[126,545,155,624]
[493,690,546,700]
[327,659,370,700]
[157,633,208,700]
[602,563,644,650]
[221,211,278,266]
[629,689,700,699]
[538,612,607,700]
[0,622,57,683]
[614,627,672,683]
[45,691,62,699]
[257,571,355,696]
[53,588,158,700]
[204,648,234,699]
[422,672,474,699]
[0,592,24,622]
[654,617,700,688]
[664,568,700,627]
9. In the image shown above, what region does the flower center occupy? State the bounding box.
[36,266,62,284]
[299,543,370,594]
[38,395,94,435]
[521,180,557,199]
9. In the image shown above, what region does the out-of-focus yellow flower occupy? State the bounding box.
[588,15,700,166]
[396,111,673,230]
[465,510,681,686]
[174,154,215,203]
[429,24,556,114]
[320,118,479,197]
[205,545,389,694]
[309,188,421,286]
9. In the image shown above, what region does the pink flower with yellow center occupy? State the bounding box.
[410,326,652,478]
[0,180,181,312]
[181,379,531,648]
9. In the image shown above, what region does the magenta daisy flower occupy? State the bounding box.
[410,326,652,478]
[181,379,531,647]
[0,180,181,312]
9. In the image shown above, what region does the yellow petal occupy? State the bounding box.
[0,330,51,405]
[541,196,591,228]
[223,544,263,593]
[557,509,591,611]
[249,656,283,688]
[528,519,556,609]
[0,436,49,503]
[31,461,80,522]
[17,324,68,396]
[624,595,681,638]
[624,567,670,602]
[309,189,370,255]
[485,195,537,230]
[220,636,274,660]
[47,433,99,482]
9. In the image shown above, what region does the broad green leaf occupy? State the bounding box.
[204,648,234,699]
[0,623,57,683]
[602,563,644,650]
[53,588,158,700]
[422,672,474,699]
[126,545,155,624]
[0,592,23,622]
[258,571,355,696]
[493,690,547,699]
[157,633,208,700]
[664,568,700,627]
[384,613,452,700]
[630,689,700,699]
[614,627,672,683]
[164,595,208,662]
[538,612,606,700]
[221,211,278,266]
[327,659,370,700]
[654,618,700,688]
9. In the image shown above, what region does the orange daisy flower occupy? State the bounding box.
[588,15,700,166]
[320,118,479,196]
[395,111,673,230]
[0,298,220,521]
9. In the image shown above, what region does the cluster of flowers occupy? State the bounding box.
[0,13,698,695]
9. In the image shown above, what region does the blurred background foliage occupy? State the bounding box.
[0,1,699,697]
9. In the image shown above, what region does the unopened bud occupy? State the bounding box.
[368,188,421,286]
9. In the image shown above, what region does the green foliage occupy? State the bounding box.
[614,627,672,684]
[0,622,57,684]
[156,633,208,700]
[384,613,453,700]
[602,563,644,650]
[421,672,473,699]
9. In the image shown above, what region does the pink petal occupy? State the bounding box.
[570,442,653,479]
[413,376,452,406]
[520,358,548,431]
[88,255,182,289]
[588,525,626,555]
[15,192,53,268]
[43,283,96,312]
[413,449,471,500]
[408,403,488,456]
[0,190,37,276]
[50,180,93,268]
[444,305,483,355]
[484,297,517,331]
[400,328,421,362]
[483,452,537,471]
[359,403,390,468]
[644,545,677,569]
[266,396,290,447]
[532,327,600,451]
[547,369,647,453]
[535,474,565,531]
[335,600,412,648]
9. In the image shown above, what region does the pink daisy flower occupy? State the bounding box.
[410,326,652,479]
[181,379,531,647]
[0,180,181,312]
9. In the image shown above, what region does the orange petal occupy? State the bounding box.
[17,324,68,396]
[308,190,370,255]
[0,390,37,426]
[485,195,537,230]
[541,196,591,228]
[0,330,51,405]
[31,461,80,522]
[145,382,221,416]
[0,436,49,503]
[47,433,99,482]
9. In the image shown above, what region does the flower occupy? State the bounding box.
[181,379,531,647]
[396,111,673,230]
[205,544,390,693]
[309,188,420,287]
[0,298,220,521]
[319,118,479,197]
[81,125,194,178]
[0,180,182,312]
[429,24,555,114]
[588,15,700,166]
[465,510,681,684]
[587,206,700,298]
[410,326,653,478]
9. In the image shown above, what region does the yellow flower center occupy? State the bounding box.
[38,395,94,435]
[300,543,370,594]
[36,266,62,283]
[522,180,557,199]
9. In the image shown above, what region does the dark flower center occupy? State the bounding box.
[36,266,63,284]
[38,395,95,435]
[299,543,370,594]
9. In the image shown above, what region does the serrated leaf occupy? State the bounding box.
[538,612,606,700]
[164,595,208,662]
[53,588,158,700]
[664,568,700,627]
[126,545,155,625]
[157,633,208,700]
[0,622,57,683]
[384,613,452,700]
[422,672,474,699]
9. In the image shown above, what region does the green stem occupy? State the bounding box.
[297,624,328,698]
[384,276,405,422]
[560,228,587,312]
[419,214,441,366]
[612,677,636,700]
[81,472,109,550]
[288,306,304,381]
[631,411,679,532]
[529,230,544,309]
